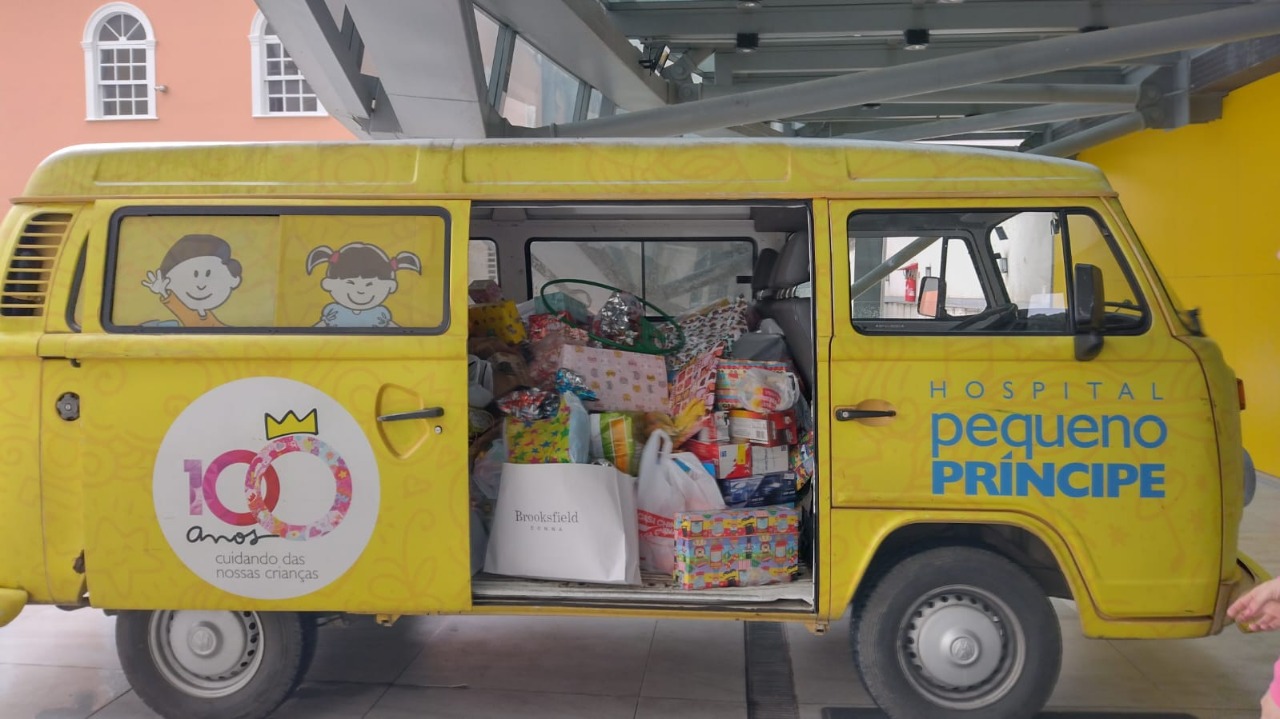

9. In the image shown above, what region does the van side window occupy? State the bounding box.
[104,208,450,333]
[528,239,754,315]
[469,238,499,284]
[848,209,1146,335]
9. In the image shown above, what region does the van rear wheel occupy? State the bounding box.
[851,546,1062,719]
[116,610,309,719]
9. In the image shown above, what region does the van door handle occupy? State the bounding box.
[835,400,897,424]
[835,408,897,421]
[377,407,444,422]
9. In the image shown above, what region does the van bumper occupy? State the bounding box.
[1211,553,1270,635]
[0,588,27,627]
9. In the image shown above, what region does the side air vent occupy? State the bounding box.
[0,212,73,317]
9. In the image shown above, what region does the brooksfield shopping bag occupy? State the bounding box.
[484,462,640,585]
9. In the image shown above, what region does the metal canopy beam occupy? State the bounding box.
[850,103,1131,142]
[474,0,669,111]
[257,0,377,137]
[607,1,1254,37]
[718,44,1180,75]
[700,81,1142,105]
[344,0,490,138]
[1027,112,1148,157]
[546,3,1280,138]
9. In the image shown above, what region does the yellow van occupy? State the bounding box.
[0,139,1262,719]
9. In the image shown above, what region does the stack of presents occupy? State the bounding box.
[467,280,815,590]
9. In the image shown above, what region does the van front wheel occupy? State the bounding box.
[116,610,308,719]
[851,546,1062,719]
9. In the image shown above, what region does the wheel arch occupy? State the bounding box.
[830,512,1098,627]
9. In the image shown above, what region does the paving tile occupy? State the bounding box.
[635,696,748,719]
[304,614,443,685]
[786,616,873,707]
[640,619,746,702]
[0,606,119,670]
[365,685,637,719]
[394,615,655,697]
[0,664,132,719]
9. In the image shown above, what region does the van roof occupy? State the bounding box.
[19,138,1112,201]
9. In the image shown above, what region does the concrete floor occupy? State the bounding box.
[4,477,1279,719]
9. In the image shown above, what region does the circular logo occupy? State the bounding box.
[153,377,380,599]
[950,636,979,665]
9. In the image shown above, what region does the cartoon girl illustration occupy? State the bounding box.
[306,243,421,328]
[141,234,243,327]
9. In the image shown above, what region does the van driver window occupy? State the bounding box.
[847,209,1147,335]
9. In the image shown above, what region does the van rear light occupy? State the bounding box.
[1238,379,1247,410]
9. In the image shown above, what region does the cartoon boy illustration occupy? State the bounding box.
[142,234,243,327]
[306,243,422,328]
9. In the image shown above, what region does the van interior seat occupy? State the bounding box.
[759,231,815,393]
[751,247,779,297]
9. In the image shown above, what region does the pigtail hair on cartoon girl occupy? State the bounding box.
[391,251,422,275]
[306,246,336,275]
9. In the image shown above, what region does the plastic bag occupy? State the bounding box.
[636,429,726,573]
[733,369,801,414]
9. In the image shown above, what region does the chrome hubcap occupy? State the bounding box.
[149,611,264,698]
[899,586,1025,709]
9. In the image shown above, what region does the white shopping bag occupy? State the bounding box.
[636,430,727,573]
[484,462,640,585]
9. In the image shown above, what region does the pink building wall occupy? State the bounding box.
[0,0,354,205]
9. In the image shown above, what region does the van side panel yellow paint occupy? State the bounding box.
[22,141,1108,202]
[0,205,56,607]
[827,198,1222,619]
[58,199,473,614]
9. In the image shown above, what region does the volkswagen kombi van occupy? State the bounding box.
[0,139,1261,719]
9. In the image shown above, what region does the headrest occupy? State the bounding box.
[770,231,811,289]
[752,248,779,292]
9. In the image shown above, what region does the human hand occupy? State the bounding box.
[142,270,169,297]
[1230,577,1280,631]
[1262,690,1280,719]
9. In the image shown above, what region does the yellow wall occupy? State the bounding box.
[1080,72,1280,475]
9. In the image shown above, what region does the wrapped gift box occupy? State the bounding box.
[667,343,724,415]
[673,506,800,589]
[504,396,579,464]
[469,300,527,344]
[718,471,797,509]
[558,345,669,413]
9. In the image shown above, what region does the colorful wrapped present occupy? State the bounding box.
[790,429,815,491]
[469,300,526,344]
[718,471,797,509]
[517,291,591,324]
[503,395,588,464]
[667,343,725,416]
[527,313,590,344]
[673,506,800,589]
[665,298,750,376]
[559,344,669,413]
[715,360,794,411]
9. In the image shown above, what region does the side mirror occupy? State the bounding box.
[917,276,942,318]
[1073,263,1105,361]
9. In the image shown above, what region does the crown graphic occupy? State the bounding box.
[265,409,319,440]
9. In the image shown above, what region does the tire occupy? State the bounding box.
[851,546,1062,719]
[115,610,309,719]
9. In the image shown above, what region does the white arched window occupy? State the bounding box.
[82,3,157,120]
[250,13,324,116]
